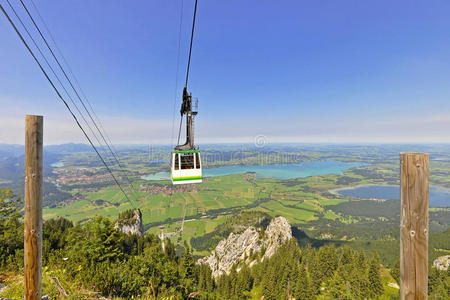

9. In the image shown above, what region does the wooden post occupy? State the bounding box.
[24,115,43,300]
[400,153,429,300]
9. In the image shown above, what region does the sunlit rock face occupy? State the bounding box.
[114,209,144,236]
[198,216,292,278]
[433,255,450,271]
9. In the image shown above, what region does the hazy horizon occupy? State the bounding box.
[3,141,450,148]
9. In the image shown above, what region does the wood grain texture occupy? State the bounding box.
[400,153,429,300]
[24,115,43,300]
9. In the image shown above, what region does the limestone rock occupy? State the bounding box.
[114,209,143,236]
[433,255,450,271]
[198,216,292,277]
[262,216,292,259]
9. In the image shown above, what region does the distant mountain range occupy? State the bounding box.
[0,144,24,158]
[0,143,93,181]
[0,143,94,156]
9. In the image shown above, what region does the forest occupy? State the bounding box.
[1,189,449,299]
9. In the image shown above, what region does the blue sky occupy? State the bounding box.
[1,0,450,144]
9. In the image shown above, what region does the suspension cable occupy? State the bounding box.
[185,0,198,88]
[171,0,184,148]
[177,0,198,146]
[10,0,138,205]
[177,117,183,146]
[0,3,137,208]
[18,0,141,203]
[28,0,140,202]
[5,0,107,163]
[28,0,120,158]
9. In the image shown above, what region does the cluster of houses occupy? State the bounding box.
[50,167,114,185]
[138,183,198,195]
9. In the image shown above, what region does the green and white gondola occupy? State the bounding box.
[171,149,202,184]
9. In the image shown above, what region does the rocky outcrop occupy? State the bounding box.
[433,255,450,271]
[114,209,143,235]
[262,216,292,258]
[198,216,292,278]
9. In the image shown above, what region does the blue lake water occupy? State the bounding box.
[50,161,64,167]
[337,185,450,207]
[141,160,364,181]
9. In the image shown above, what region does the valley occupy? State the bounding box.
[1,143,450,298]
[1,144,444,263]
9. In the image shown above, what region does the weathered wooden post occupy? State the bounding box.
[24,115,43,300]
[400,153,429,300]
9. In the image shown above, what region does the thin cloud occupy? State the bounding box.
[1,111,450,145]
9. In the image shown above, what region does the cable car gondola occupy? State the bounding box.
[171,87,202,185]
[171,0,202,185]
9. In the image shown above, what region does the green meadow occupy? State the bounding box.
[43,158,450,256]
[43,172,356,252]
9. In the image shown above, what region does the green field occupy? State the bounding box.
[44,171,361,253]
[41,145,450,257]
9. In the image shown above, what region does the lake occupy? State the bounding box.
[336,185,450,207]
[141,160,364,181]
[50,161,64,167]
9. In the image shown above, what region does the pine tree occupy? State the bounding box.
[368,252,384,298]
[262,263,278,300]
[196,263,214,292]
[325,265,352,300]
[319,244,339,280]
[251,261,264,285]
[339,246,355,282]
[236,264,253,296]
[340,253,358,298]
[182,247,195,281]
[0,188,21,219]
[429,268,449,300]
[0,189,23,268]
[309,249,322,295]
[349,250,370,299]
[217,274,232,299]
[229,266,241,299]
[357,249,367,270]
[340,246,354,266]
[428,267,446,296]
[390,259,400,285]
[294,261,312,300]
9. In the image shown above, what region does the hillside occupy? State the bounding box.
[1,144,450,297]
[198,216,292,277]
[2,145,450,265]
[3,209,448,299]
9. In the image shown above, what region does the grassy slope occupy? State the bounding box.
[43,162,450,258]
[43,172,349,252]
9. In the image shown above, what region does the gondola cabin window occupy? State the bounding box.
[180,152,194,169]
[174,153,180,170]
[195,152,201,169]
[171,150,202,184]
